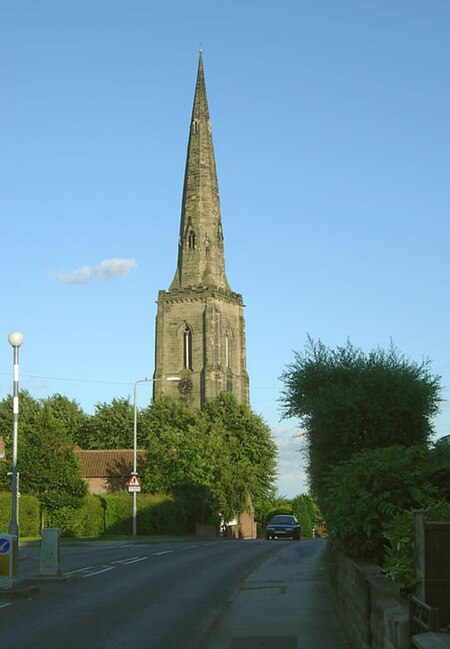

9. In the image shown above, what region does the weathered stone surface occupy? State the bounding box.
[154,53,248,409]
[327,547,410,649]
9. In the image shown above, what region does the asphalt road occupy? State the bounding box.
[1,539,298,649]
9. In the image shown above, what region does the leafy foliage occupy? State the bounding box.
[0,491,40,537]
[383,500,450,590]
[18,404,87,520]
[291,494,317,538]
[142,393,277,522]
[322,443,448,562]
[0,394,87,525]
[280,338,441,502]
[40,394,89,445]
[81,397,135,449]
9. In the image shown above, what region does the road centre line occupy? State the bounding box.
[181,545,198,550]
[111,556,148,565]
[64,566,95,576]
[83,566,115,578]
[0,602,12,609]
[152,550,174,556]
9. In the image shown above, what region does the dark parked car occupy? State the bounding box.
[265,515,301,540]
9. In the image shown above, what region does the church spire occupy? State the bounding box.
[169,51,231,292]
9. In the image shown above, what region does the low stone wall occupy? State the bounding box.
[327,546,410,649]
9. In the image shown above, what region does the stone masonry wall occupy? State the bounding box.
[327,546,410,649]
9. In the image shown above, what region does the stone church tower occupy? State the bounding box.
[153,52,249,409]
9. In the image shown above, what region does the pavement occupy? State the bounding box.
[203,539,351,649]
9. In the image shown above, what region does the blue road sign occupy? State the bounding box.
[0,538,11,554]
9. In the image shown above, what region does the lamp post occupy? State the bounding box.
[7,331,24,539]
[132,376,180,536]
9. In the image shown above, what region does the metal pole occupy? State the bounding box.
[131,376,180,537]
[132,380,140,537]
[8,341,21,537]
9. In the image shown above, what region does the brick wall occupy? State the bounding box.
[327,547,410,649]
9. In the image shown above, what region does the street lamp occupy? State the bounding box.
[7,331,24,538]
[132,376,180,536]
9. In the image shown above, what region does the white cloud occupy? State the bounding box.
[51,258,137,284]
[52,265,93,284]
[272,425,309,497]
[95,258,137,280]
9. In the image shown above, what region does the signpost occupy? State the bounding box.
[0,534,17,589]
[126,474,141,494]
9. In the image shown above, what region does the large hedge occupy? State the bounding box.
[321,442,450,562]
[0,492,40,537]
[280,339,444,563]
[1,491,217,538]
[280,338,440,504]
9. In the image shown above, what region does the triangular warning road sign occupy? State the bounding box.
[127,474,141,487]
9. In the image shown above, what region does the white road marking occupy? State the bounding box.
[0,602,13,609]
[111,556,148,565]
[121,556,148,564]
[63,566,95,576]
[152,550,174,556]
[181,545,198,550]
[83,566,115,578]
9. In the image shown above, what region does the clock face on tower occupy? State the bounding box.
[178,378,193,396]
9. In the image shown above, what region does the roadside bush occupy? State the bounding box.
[322,444,445,562]
[102,492,193,536]
[383,500,450,590]
[1,489,220,539]
[280,339,440,507]
[0,492,40,537]
[19,494,41,536]
[102,492,133,535]
[291,494,315,538]
[47,495,104,537]
[138,496,187,535]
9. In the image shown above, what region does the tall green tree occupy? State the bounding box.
[0,391,41,488]
[41,393,89,446]
[82,397,134,449]
[141,394,278,523]
[280,338,441,501]
[291,494,315,538]
[2,402,86,526]
[141,396,207,493]
[201,393,278,518]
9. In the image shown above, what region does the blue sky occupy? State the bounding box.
[1,1,450,498]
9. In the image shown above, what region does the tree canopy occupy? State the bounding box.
[280,338,445,562]
[280,337,441,500]
[0,395,86,523]
[80,397,135,449]
[141,393,278,522]
[321,442,450,561]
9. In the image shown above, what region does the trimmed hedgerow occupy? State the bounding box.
[0,491,40,537]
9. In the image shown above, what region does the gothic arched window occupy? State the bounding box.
[183,324,193,370]
[188,230,196,250]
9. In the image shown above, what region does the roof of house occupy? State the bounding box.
[74,449,145,478]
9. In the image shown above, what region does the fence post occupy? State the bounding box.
[414,510,425,600]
